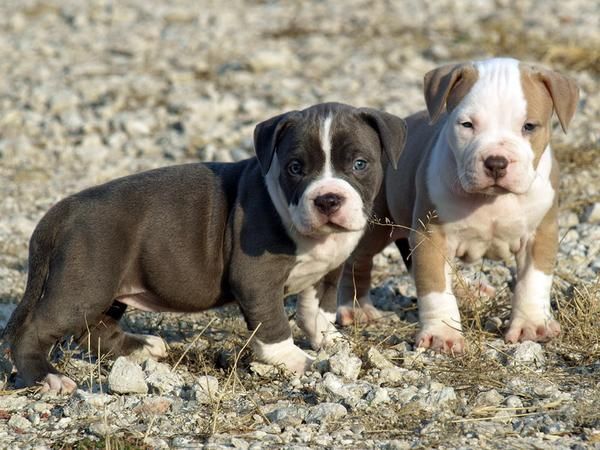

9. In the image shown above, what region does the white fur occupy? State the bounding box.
[443,58,536,195]
[417,262,461,331]
[429,140,555,264]
[320,115,333,177]
[296,286,342,350]
[252,337,314,374]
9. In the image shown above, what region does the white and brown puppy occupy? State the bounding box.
[4,102,406,393]
[338,58,579,352]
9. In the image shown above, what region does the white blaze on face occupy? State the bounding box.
[289,114,366,236]
[446,58,537,194]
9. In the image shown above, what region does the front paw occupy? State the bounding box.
[415,325,465,354]
[38,374,77,394]
[253,337,315,374]
[336,303,382,326]
[505,317,560,343]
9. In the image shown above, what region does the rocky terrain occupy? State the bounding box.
[0,0,598,448]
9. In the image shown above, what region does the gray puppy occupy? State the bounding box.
[4,102,406,393]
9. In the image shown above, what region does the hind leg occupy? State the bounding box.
[77,302,167,360]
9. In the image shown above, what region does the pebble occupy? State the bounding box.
[266,406,307,427]
[367,347,395,369]
[108,357,148,394]
[581,203,600,224]
[192,375,219,403]
[8,415,32,431]
[328,350,362,381]
[510,342,546,368]
[305,403,348,424]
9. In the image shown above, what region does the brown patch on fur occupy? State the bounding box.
[531,157,559,274]
[520,67,555,167]
[410,221,447,296]
[424,63,479,123]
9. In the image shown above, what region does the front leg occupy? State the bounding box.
[506,207,560,343]
[412,225,464,353]
[296,267,343,350]
[238,288,314,373]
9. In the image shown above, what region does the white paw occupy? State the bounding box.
[39,374,77,394]
[128,333,168,359]
[253,337,314,374]
[336,303,382,326]
[415,324,465,354]
[505,316,560,343]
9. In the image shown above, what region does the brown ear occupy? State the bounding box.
[423,62,478,123]
[535,68,579,133]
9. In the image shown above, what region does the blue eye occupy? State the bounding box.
[287,160,303,176]
[353,159,368,171]
[523,122,538,133]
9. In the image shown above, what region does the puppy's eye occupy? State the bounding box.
[287,160,303,176]
[353,159,368,171]
[460,121,473,129]
[522,122,538,133]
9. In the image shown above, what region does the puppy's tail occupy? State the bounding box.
[2,201,67,342]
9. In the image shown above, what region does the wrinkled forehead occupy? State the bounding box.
[456,59,555,127]
[457,59,527,122]
[277,109,379,160]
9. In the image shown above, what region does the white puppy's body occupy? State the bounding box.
[338,58,578,351]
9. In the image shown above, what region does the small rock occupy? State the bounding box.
[8,415,31,431]
[146,369,183,395]
[328,350,362,381]
[305,403,347,424]
[316,373,371,407]
[89,421,114,437]
[193,375,219,404]
[505,395,523,409]
[473,389,504,408]
[75,391,114,408]
[367,347,394,369]
[249,362,278,377]
[511,341,545,367]
[379,367,421,386]
[108,357,148,394]
[266,406,306,427]
[231,437,250,450]
[420,382,457,410]
[366,387,391,405]
[134,397,173,415]
[581,203,600,224]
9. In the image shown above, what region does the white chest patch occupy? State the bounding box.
[431,148,555,262]
[285,230,364,295]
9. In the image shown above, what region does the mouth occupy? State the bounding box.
[477,184,511,195]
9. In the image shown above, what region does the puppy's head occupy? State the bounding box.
[254,102,406,237]
[424,57,578,195]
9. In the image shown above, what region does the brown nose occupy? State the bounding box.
[314,193,345,216]
[484,155,509,179]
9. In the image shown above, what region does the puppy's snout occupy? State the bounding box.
[484,155,509,179]
[314,193,345,216]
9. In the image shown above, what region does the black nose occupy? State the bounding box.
[484,155,509,179]
[314,193,345,216]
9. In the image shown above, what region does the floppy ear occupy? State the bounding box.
[358,108,407,170]
[424,62,478,123]
[253,111,301,176]
[534,68,579,133]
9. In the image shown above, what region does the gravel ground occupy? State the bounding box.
[0,0,599,448]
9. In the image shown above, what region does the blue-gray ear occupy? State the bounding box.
[254,111,301,176]
[358,108,407,170]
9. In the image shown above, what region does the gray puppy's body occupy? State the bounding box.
[4,102,406,393]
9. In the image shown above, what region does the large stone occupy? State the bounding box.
[328,350,362,381]
[193,375,219,404]
[305,403,347,424]
[511,341,545,367]
[108,357,148,394]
